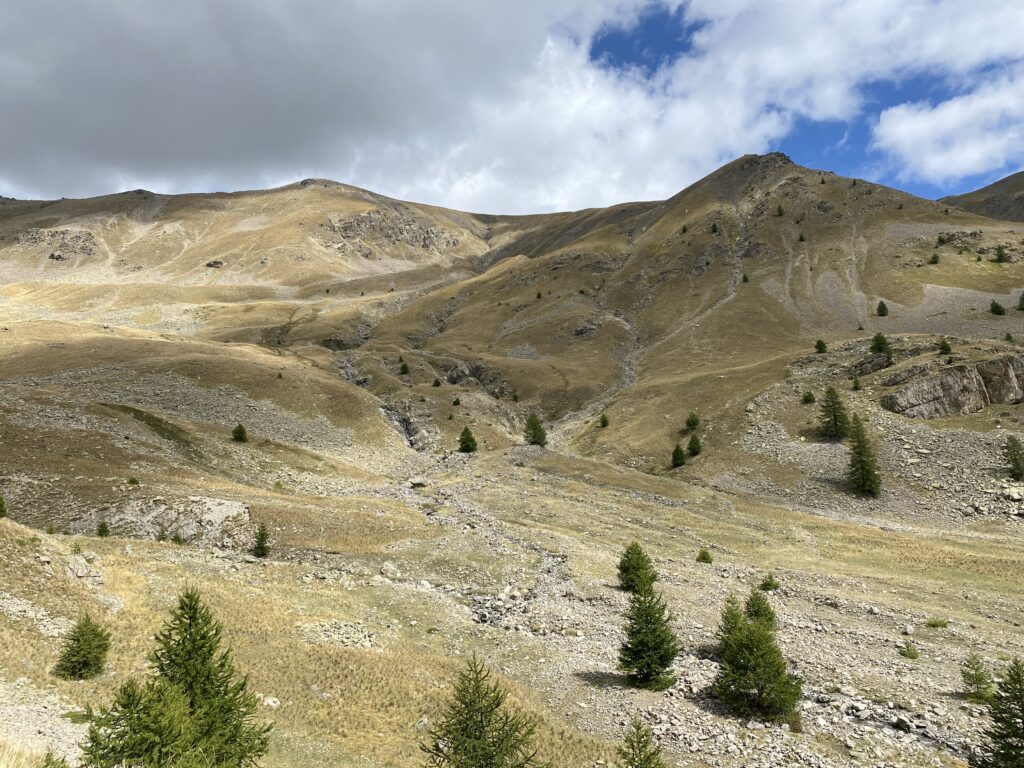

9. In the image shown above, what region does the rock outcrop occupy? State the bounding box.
[880,353,1024,418]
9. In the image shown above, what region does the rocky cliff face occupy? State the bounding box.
[880,353,1024,418]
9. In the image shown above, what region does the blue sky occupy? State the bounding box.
[588,3,1019,201]
[2,1,1022,212]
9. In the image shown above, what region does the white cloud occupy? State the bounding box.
[871,67,1024,184]
[0,0,1022,211]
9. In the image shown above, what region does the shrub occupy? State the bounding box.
[798,233,805,242]
[458,427,478,454]
[687,433,702,457]
[452,397,460,406]
[96,521,110,538]
[995,245,1008,263]
[744,590,777,629]
[0,494,6,518]
[991,301,1006,316]
[55,614,111,680]
[671,443,686,468]
[423,655,544,768]
[252,523,270,558]
[929,253,939,264]
[618,543,656,593]
[599,413,609,428]
[870,333,892,356]
[713,602,801,722]
[399,362,410,375]
[801,391,816,404]
[938,338,952,354]
[818,387,850,441]
[524,414,547,447]
[776,205,784,217]
[961,652,994,704]
[127,477,139,486]
[898,640,919,660]
[742,273,749,283]
[619,588,680,690]
[976,657,1024,767]
[1004,436,1024,481]
[432,378,441,387]
[616,716,667,768]
[232,423,248,443]
[1018,292,1024,311]
[851,377,861,391]
[512,392,520,402]
[710,223,719,234]
[46,523,57,535]
[815,339,827,354]
[759,574,780,592]
[848,414,881,497]
[685,412,700,432]
[82,589,271,768]
[877,300,889,317]
[696,548,713,564]
[926,617,949,629]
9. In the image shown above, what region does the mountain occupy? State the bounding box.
[1,155,1023,768]
[941,168,1024,221]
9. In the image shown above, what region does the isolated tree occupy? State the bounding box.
[991,301,1006,316]
[847,414,881,497]
[939,337,952,354]
[619,588,680,690]
[399,362,410,375]
[616,716,667,768]
[929,252,940,264]
[671,443,686,468]
[599,413,609,428]
[815,339,827,354]
[759,573,781,592]
[961,652,995,705]
[851,377,862,391]
[713,604,801,722]
[870,332,892,356]
[995,245,1009,263]
[524,414,547,447]
[55,614,111,680]
[1004,436,1024,481]
[458,427,478,454]
[685,412,701,432]
[96,521,110,538]
[618,542,656,594]
[0,493,6,518]
[877,300,889,317]
[696,548,713,564]
[252,523,270,558]
[744,590,777,630]
[232,423,248,443]
[975,657,1024,767]
[83,589,270,768]
[710,222,719,234]
[818,387,850,441]
[1017,292,1024,311]
[776,205,784,217]
[687,433,702,457]
[801,391,816,404]
[423,655,546,768]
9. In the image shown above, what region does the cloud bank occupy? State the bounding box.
[1,0,1022,212]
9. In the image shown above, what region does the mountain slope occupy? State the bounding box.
[942,168,1024,221]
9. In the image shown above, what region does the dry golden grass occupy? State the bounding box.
[0,742,41,768]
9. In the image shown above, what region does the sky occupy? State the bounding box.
[1,0,1023,214]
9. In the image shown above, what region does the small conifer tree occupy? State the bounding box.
[995,245,1009,263]
[696,548,713,564]
[1018,292,1024,311]
[815,339,827,353]
[713,603,801,721]
[939,337,952,354]
[96,521,110,538]
[0,493,6,518]
[616,716,667,768]
[991,301,1006,316]
[671,443,686,468]
[899,640,919,660]
[961,652,994,704]
[929,253,940,264]
[975,657,1024,767]
[685,412,700,432]
[870,332,892,356]
[524,414,547,447]
[423,655,546,768]
[252,523,270,558]
[776,205,784,217]
[458,427,478,454]
[818,387,850,441]
[619,588,680,690]
[801,391,816,404]
[852,377,861,391]
[744,590,777,629]
[759,573,780,592]
[55,614,111,680]
[599,413,609,428]
[847,414,881,497]
[399,362,410,375]
[618,543,656,593]
[232,423,248,443]
[1004,436,1024,481]
[687,433,702,457]
[877,300,888,317]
